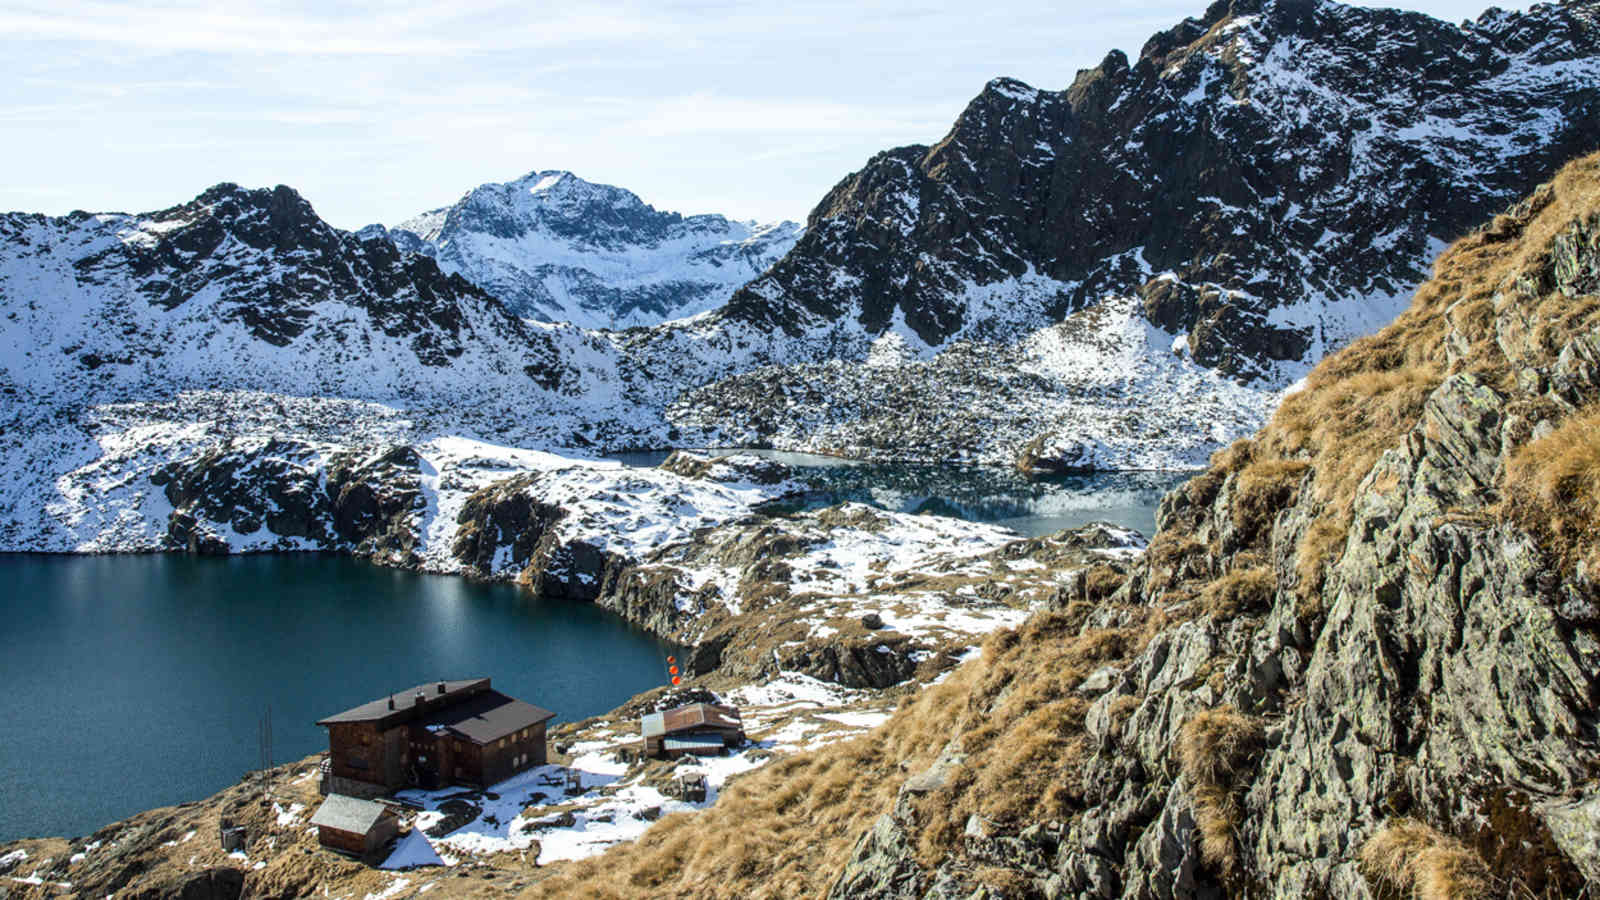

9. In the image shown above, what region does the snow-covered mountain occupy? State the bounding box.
[5,0,1600,563]
[635,0,1600,468]
[363,171,801,329]
[0,184,582,409]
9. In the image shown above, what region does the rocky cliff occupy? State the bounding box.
[528,151,1600,900]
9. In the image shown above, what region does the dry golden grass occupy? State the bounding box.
[1176,708,1265,875]
[1360,819,1494,900]
[1083,563,1126,602]
[1502,404,1600,574]
[1229,459,1310,545]
[1200,566,1276,620]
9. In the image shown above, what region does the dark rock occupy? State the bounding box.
[155,439,422,563]
[827,814,927,900]
[128,867,245,900]
[426,800,481,838]
[776,638,920,690]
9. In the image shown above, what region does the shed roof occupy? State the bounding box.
[310,794,393,835]
[420,689,555,745]
[317,679,490,727]
[641,703,742,738]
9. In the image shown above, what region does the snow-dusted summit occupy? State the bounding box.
[364,171,801,329]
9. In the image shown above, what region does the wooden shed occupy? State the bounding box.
[310,794,399,857]
[642,703,744,759]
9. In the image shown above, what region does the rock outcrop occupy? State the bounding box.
[153,440,423,563]
[592,505,1143,689]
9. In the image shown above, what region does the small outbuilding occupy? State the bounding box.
[642,703,744,759]
[310,794,399,857]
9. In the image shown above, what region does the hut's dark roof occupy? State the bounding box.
[317,679,490,726]
[420,690,555,745]
[641,703,743,738]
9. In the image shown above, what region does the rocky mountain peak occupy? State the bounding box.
[378,171,802,328]
[701,0,1600,384]
[0,179,581,409]
[416,169,679,248]
[173,182,334,255]
[514,169,643,209]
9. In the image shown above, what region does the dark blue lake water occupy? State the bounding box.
[0,554,677,842]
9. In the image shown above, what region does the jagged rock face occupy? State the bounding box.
[713,0,1600,381]
[151,439,423,563]
[449,471,635,604]
[0,183,578,409]
[373,171,801,328]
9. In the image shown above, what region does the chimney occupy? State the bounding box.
[437,681,446,695]
[387,695,395,711]
[414,691,425,707]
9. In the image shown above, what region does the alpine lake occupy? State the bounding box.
[0,452,1192,843]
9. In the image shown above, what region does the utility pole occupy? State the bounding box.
[258,704,273,774]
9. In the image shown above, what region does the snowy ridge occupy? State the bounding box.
[0,185,581,412]
[372,170,802,329]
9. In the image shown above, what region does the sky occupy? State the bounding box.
[3,0,1527,229]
